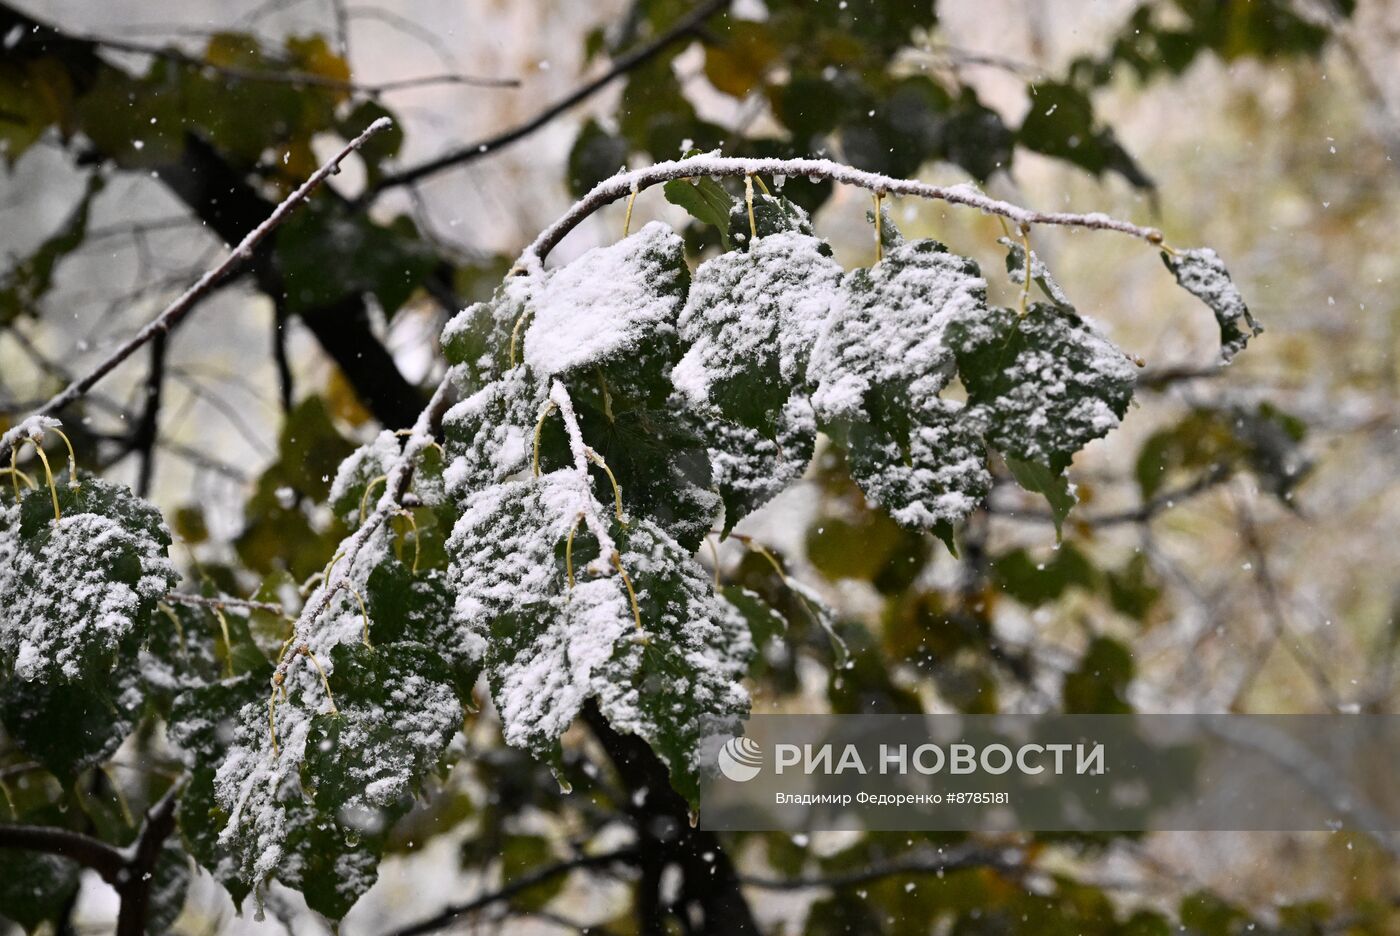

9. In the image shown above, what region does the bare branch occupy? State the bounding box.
[525,155,1166,264]
[371,0,730,193]
[0,823,126,884]
[385,848,639,936]
[739,843,1019,890]
[69,31,518,90]
[0,118,395,464]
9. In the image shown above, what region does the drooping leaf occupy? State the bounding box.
[446,477,750,805]
[844,401,990,538]
[663,176,734,249]
[1000,235,1072,308]
[1162,247,1261,361]
[1005,456,1077,539]
[302,642,460,831]
[727,192,815,249]
[520,221,687,389]
[0,657,140,781]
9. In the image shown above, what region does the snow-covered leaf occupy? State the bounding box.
[845,399,990,541]
[949,302,1136,474]
[441,368,541,500]
[302,642,460,826]
[446,477,749,806]
[705,395,816,535]
[522,221,687,385]
[809,238,988,437]
[1162,247,1261,361]
[673,231,841,434]
[0,657,141,781]
[727,192,814,248]
[1,478,178,684]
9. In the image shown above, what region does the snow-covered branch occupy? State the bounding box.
[527,155,1167,264]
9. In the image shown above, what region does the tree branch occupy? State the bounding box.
[0,118,394,464]
[370,0,730,194]
[0,823,126,884]
[581,701,758,935]
[55,31,518,90]
[385,848,639,936]
[738,843,1019,890]
[114,782,182,936]
[526,155,1167,264]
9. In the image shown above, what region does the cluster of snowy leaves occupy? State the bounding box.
[423,189,1257,815]
[0,178,1257,925]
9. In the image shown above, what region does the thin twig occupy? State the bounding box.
[162,592,289,617]
[64,31,517,90]
[371,0,729,193]
[0,118,394,465]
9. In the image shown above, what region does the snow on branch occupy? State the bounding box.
[527,155,1167,264]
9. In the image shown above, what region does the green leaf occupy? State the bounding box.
[338,99,402,185]
[991,542,1098,606]
[1062,636,1134,714]
[845,402,990,537]
[808,240,992,535]
[501,834,567,911]
[1017,81,1153,189]
[0,659,139,782]
[674,228,841,434]
[278,797,382,920]
[568,118,629,197]
[178,766,252,907]
[519,222,687,390]
[727,192,815,249]
[1162,247,1261,361]
[810,239,986,439]
[275,198,438,317]
[663,177,734,249]
[146,844,192,935]
[440,276,536,386]
[441,369,543,500]
[719,585,787,661]
[446,479,750,807]
[1005,456,1076,538]
[999,235,1072,308]
[948,302,1136,474]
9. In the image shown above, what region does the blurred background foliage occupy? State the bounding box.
[2,0,1399,932]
